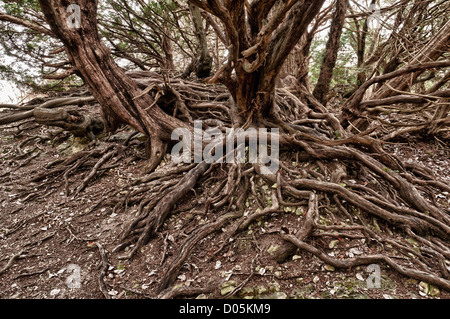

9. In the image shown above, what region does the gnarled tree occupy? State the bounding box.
[1,0,449,298]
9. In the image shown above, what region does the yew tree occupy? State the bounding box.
[1,0,450,297]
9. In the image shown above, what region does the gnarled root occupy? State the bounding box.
[144,135,168,174]
[118,162,210,259]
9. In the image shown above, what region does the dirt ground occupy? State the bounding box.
[0,119,449,300]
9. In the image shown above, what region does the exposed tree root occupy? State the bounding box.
[282,234,450,291]
[0,249,27,276]
[1,75,449,297]
[117,162,210,259]
[144,135,167,174]
[95,242,111,299]
[158,210,241,292]
[102,124,448,295]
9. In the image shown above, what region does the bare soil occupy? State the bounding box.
[1,121,449,300]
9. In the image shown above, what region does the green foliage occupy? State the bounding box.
[0,0,58,90]
[1,0,41,15]
[308,36,326,85]
[1,0,448,98]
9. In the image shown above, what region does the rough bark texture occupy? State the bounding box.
[188,0,326,124]
[372,20,450,99]
[1,0,449,299]
[188,3,213,79]
[313,0,348,104]
[37,0,190,142]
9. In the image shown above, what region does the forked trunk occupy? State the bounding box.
[37,0,190,141]
[233,68,277,126]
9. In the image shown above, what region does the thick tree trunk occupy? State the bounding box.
[233,68,277,125]
[37,0,190,142]
[161,27,175,72]
[231,0,326,124]
[186,0,325,125]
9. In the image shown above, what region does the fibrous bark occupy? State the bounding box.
[313,0,349,104]
[37,0,191,143]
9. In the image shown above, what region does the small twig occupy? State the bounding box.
[160,232,170,266]
[0,249,27,276]
[223,254,259,298]
[95,242,111,299]
[64,224,110,298]
[73,149,116,197]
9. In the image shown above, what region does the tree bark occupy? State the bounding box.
[342,59,450,126]
[37,0,190,142]
[187,0,326,124]
[161,27,175,72]
[184,3,213,79]
[372,20,450,99]
[233,0,326,124]
[313,0,349,104]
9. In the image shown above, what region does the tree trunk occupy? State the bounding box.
[184,3,213,79]
[161,27,175,72]
[37,0,190,142]
[313,0,348,104]
[231,0,326,125]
